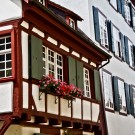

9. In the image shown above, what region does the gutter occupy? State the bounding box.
[98,59,110,70]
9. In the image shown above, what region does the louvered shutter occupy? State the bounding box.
[94,70,101,101]
[112,76,120,111]
[107,21,115,52]
[68,56,76,86]
[120,32,126,61]
[129,85,134,116]
[125,83,131,114]
[117,0,122,13]
[76,61,84,90]
[124,36,130,64]
[131,45,135,67]
[129,3,134,27]
[93,6,101,43]
[121,0,125,17]
[30,35,43,80]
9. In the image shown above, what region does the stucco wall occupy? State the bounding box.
[0,0,22,23]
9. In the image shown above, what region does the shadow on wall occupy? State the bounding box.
[10,0,22,8]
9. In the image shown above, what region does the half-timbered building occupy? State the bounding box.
[0,0,111,134]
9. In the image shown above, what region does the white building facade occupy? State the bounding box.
[50,0,135,135]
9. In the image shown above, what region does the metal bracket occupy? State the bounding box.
[68,99,72,108]
[39,92,43,100]
[55,96,58,104]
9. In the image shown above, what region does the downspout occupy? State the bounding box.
[98,59,110,70]
[97,58,110,135]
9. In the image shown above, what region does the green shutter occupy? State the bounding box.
[76,61,84,90]
[125,83,131,114]
[120,32,126,61]
[124,36,130,64]
[107,21,115,52]
[68,56,76,86]
[94,69,101,101]
[112,76,120,112]
[30,35,43,80]
[129,85,134,116]
[121,0,125,17]
[93,6,100,43]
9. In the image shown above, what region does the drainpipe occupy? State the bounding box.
[97,58,110,135]
[98,59,110,70]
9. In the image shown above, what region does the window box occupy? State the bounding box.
[39,75,83,100]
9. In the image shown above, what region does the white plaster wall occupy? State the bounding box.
[92,103,99,122]
[60,98,71,117]
[0,82,13,113]
[47,94,58,114]
[83,100,91,120]
[72,98,81,119]
[23,82,28,109]
[0,0,22,22]
[32,84,45,112]
[5,125,40,135]
[21,31,29,79]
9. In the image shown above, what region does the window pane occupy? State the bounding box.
[0,35,12,78]
[83,68,91,98]
[102,71,114,109]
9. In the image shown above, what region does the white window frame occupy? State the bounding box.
[132,87,135,113]
[112,26,122,58]
[110,0,117,9]
[118,79,127,113]
[0,35,12,78]
[98,12,108,48]
[42,46,63,80]
[69,18,75,29]
[128,40,134,67]
[102,71,114,110]
[83,68,91,98]
[125,1,131,24]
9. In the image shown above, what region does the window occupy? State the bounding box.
[99,12,108,47]
[110,0,117,9]
[132,7,135,29]
[132,87,135,113]
[102,71,114,109]
[113,26,122,58]
[128,41,134,67]
[83,68,91,98]
[118,79,127,113]
[69,18,75,29]
[42,46,63,80]
[0,35,12,78]
[93,7,108,48]
[125,1,131,24]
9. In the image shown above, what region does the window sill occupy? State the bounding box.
[105,108,115,113]
[114,54,122,61]
[119,111,127,116]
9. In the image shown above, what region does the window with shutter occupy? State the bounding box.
[112,25,122,58]
[102,71,114,109]
[42,46,63,80]
[120,32,126,61]
[127,40,135,68]
[132,8,135,29]
[130,85,135,116]
[99,12,109,48]
[124,0,131,24]
[118,79,127,113]
[93,7,109,48]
